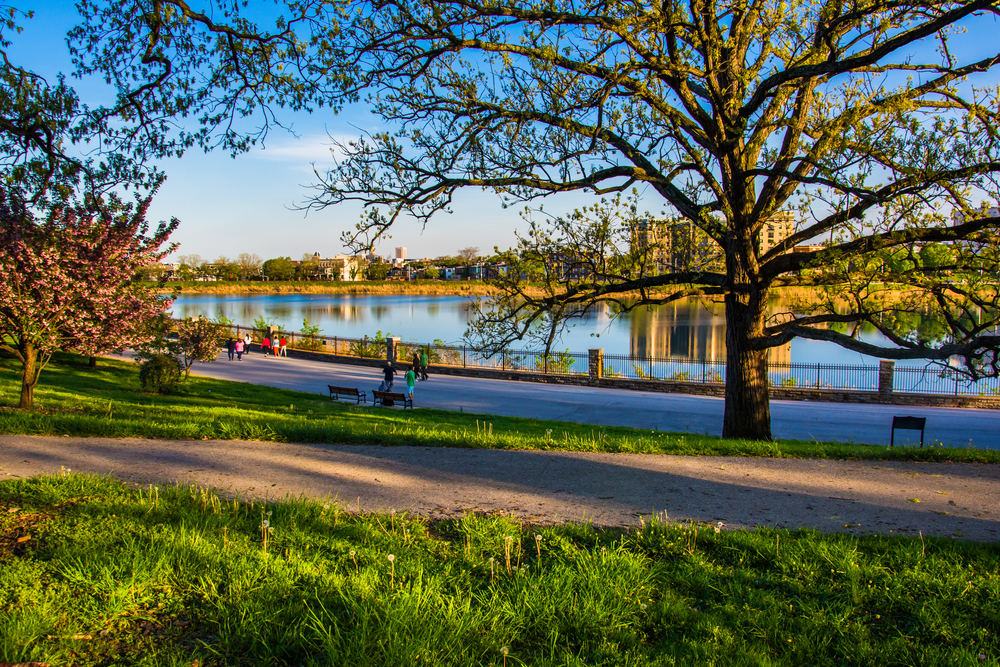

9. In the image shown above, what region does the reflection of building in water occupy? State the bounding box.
[627,299,791,364]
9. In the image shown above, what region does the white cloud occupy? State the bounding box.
[251,134,355,163]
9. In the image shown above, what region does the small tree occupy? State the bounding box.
[263,256,296,281]
[365,258,391,281]
[174,318,228,378]
[457,247,480,264]
[236,252,263,280]
[0,191,177,409]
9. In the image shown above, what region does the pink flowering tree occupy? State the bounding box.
[0,191,178,409]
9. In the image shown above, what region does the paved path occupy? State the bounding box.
[2,435,997,540]
[178,350,1000,449]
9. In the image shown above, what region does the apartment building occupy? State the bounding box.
[633,212,796,274]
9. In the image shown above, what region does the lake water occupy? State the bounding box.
[170,292,904,367]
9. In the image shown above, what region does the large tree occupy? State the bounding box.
[0,191,177,409]
[74,0,1000,438]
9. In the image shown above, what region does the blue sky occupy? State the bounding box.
[10,1,539,262]
[9,2,1000,263]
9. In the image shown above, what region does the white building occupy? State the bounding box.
[394,247,407,264]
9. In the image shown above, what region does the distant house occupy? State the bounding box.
[307,253,365,281]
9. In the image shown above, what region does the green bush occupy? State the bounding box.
[138,354,181,394]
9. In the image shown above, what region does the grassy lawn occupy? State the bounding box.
[1,473,997,666]
[1,351,999,462]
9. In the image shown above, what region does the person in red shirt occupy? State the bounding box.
[262,336,271,356]
[279,336,287,357]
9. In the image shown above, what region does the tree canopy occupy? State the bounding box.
[70,0,1000,438]
[0,190,177,408]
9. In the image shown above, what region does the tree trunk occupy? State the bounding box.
[88,356,98,368]
[722,289,772,440]
[19,342,37,410]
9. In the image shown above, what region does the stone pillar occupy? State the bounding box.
[589,348,604,380]
[386,337,401,362]
[878,359,895,401]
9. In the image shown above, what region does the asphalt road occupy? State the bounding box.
[176,349,1000,449]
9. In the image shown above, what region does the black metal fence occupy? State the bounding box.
[206,320,1000,397]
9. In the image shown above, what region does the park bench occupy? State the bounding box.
[372,389,412,409]
[890,415,926,447]
[328,385,367,404]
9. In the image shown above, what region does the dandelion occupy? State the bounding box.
[500,646,510,667]
[640,603,648,610]
[534,533,543,560]
[489,556,495,583]
[715,521,724,534]
[260,517,271,552]
[388,554,396,586]
[349,550,358,571]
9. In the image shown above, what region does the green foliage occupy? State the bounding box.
[262,256,296,281]
[137,353,181,394]
[297,318,324,351]
[0,474,997,665]
[533,349,576,374]
[364,259,390,281]
[348,330,390,358]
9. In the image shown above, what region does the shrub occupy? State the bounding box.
[138,354,182,394]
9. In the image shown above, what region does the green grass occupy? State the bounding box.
[1,350,998,462]
[1,474,997,666]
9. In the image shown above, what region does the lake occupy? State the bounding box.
[170,292,905,367]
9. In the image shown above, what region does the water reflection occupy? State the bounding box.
[625,300,790,364]
[171,292,871,365]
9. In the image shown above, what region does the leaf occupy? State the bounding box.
[908,498,921,503]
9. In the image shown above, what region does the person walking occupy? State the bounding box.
[381,360,397,391]
[262,336,272,357]
[243,332,252,353]
[420,348,430,381]
[235,338,244,361]
[226,338,235,361]
[272,337,280,357]
[404,365,416,402]
[411,351,421,379]
[279,336,288,357]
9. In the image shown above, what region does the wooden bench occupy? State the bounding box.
[372,390,412,409]
[328,385,367,404]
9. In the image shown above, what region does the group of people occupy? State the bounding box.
[380,350,431,400]
[261,335,287,357]
[224,333,254,361]
[225,333,286,361]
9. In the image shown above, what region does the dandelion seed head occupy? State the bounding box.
[500,647,509,656]
[387,554,395,562]
[535,534,542,542]
[641,603,648,610]
[262,520,270,528]
[349,550,356,557]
